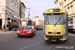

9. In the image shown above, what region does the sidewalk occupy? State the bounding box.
[0,31,17,34]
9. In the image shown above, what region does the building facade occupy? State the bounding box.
[54,0,63,8]
[32,16,44,27]
[20,2,25,19]
[0,0,20,30]
[54,0,75,18]
[20,2,26,26]
[39,20,44,27]
[32,16,39,25]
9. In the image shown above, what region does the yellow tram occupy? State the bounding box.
[43,8,68,42]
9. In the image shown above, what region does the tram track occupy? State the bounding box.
[50,44,59,50]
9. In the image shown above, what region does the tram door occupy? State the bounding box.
[0,19,2,29]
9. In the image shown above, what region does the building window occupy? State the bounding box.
[11,2,12,9]
[14,3,16,6]
[64,0,66,1]
[60,3,63,8]
[70,5,73,7]
[68,7,69,9]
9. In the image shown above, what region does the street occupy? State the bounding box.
[0,30,75,50]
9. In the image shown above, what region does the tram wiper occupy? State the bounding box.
[54,17,61,26]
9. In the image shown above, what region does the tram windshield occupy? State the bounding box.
[46,13,65,25]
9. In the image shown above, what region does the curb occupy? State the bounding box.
[0,31,17,34]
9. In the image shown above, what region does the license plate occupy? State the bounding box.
[53,32,56,34]
[21,33,26,35]
[51,39,57,41]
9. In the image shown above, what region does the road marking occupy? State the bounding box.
[19,40,44,50]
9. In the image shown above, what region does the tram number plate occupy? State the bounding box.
[51,39,57,41]
[53,32,56,34]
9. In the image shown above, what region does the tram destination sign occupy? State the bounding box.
[49,9,60,12]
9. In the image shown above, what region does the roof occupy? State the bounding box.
[21,2,26,8]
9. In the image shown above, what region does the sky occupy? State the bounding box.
[21,0,55,20]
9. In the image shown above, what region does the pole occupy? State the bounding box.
[26,8,31,19]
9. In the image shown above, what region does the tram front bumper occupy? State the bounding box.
[46,35,63,39]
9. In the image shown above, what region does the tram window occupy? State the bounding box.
[46,13,65,24]
[63,19,66,24]
[44,16,47,25]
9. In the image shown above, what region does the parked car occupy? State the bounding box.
[11,28,19,31]
[0,27,2,31]
[17,26,36,37]
[35,25,43,30]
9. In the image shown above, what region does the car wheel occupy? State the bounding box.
[34,32,35,35]
[31,33,34,37]
[17,36,20,37]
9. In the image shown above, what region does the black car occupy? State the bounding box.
[35,25,43,30]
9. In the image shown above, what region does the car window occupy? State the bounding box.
[24,26,32,29]
[20,27,24,29]
[32,26,34,28]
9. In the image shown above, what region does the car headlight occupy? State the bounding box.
[17,31,20,33]
[28,31,31,33]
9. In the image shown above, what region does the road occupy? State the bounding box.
[0,30,75,50]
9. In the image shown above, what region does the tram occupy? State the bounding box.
[43,8,68,42]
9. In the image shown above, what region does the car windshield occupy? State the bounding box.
[46,13,65,24]
[24,26,32,29]
[21,26,32,29]
[37,25,42,27]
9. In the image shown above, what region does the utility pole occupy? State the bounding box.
[26,8,31,19]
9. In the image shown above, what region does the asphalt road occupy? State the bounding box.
[0,30,75,50]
